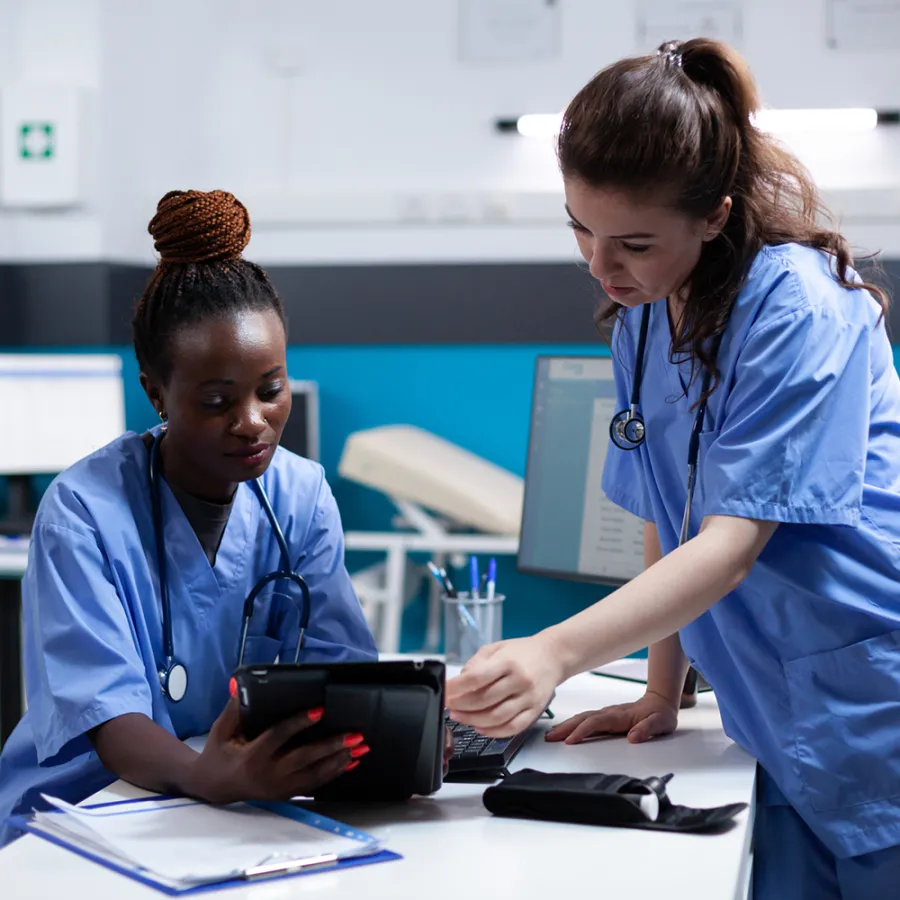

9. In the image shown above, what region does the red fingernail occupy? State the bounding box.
[350,744,370,758]
[343,733,364,748]
[307,707,324,722]
[344,760,360,772]
[229,677,237,699]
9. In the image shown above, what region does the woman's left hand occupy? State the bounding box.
[445,634,565,737]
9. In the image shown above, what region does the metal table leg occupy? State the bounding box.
[0,578,23,747]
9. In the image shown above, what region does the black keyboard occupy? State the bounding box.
[445,713,530,777]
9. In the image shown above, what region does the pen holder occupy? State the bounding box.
[442,592,504,665]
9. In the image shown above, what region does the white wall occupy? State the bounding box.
[3,0,900,264]
[0,0,103,260]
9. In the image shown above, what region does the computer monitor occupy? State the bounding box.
[518,356,645,585]
[0,353,126,475]
[278,379,320,462]
[0,353,126,534]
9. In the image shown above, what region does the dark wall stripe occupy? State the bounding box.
[0,263,110,346]
[104,263,603,345]
[1,258,898,347]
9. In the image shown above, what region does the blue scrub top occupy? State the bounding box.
[602,243,900,859]
[0,429,377,846]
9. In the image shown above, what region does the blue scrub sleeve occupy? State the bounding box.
[601,317,655,522]
[22,523,154,765]
[289,475,378,661]
[701,304,869,525]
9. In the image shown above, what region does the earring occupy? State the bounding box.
[157,409,167,422]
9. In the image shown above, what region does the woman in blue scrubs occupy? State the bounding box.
[447,39,900,898]
[0,189,378,847]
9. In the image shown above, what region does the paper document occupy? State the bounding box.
[593,658,712,692]
[35,794,383,888]
[592,658,649,682]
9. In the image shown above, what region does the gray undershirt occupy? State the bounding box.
[143,431,234,566]
[167,480,234,567]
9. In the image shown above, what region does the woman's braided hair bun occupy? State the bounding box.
[148,189,251,264]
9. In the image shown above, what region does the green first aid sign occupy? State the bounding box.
[19,122,55,160]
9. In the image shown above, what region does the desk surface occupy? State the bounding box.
[0,669,755,900]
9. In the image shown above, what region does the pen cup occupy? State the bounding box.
[442,592,504,665]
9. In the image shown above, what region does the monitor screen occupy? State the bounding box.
[0,354,125,475]
[278,379,320,462]
[518,356,644,585]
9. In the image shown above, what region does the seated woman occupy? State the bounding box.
[0,189,379,847]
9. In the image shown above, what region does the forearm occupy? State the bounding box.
[641,523,690,707]
[545,516,774,680]
[647,634,691,707]
[89,713,205,798]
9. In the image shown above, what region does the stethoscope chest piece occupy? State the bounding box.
[610,408,646,450]
[160,661,188,703]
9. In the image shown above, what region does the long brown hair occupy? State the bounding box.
[557,38,888,399]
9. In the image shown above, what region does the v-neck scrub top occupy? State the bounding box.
[0,426,376,846]
[602,243,900,859]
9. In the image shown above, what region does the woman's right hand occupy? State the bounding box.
[543,690,678,745]
[189,698,367,804]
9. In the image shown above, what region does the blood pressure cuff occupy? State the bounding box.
[482,769,747,833]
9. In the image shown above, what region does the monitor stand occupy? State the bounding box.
[0,475,36,537]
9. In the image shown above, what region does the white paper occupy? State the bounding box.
[636,0,743,53]
[592,658,650,682]
[458,0,561,64]
[827,0,900,50]
[39,795,377,885]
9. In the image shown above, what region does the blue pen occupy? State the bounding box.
[486,557,497,602]
[469,556,480,600]
[457,600,480,635]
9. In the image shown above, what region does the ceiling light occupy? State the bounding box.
[496,108,898,137]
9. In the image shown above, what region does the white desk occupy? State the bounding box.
[0,671,756,900]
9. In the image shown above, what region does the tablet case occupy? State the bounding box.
[482,769,747,833]
[233,660,446,802]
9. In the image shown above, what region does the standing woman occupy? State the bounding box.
[447,40,900,897]
[0,190,378,847]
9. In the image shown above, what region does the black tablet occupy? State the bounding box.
[232,659,446,801]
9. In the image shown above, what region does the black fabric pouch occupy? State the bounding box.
[482,769,747,833]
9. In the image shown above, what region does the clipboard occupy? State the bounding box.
[7,794,400,895]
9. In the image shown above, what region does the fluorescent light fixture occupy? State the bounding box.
[497,108,897,137]
[752,107,878,133]
[514,113,563,137]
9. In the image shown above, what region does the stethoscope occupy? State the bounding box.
[609,303,723,546]
[149,430,311,702]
